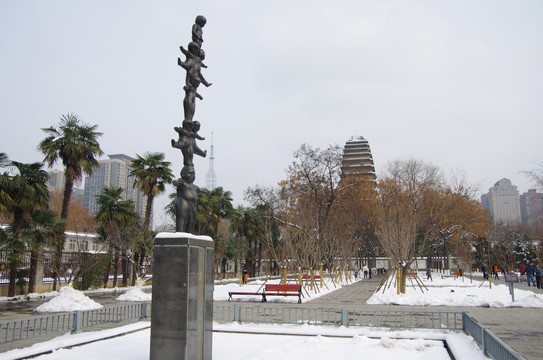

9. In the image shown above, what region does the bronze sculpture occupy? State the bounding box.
[173,16,210,233]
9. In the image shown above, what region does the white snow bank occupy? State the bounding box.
[368,275,543,308]
[115,288,152,302]
[34,287,103,312]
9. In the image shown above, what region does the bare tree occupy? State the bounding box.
[523,161,543,189]
[375,159,488,294]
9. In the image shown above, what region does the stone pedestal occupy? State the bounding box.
[150,233,214,360]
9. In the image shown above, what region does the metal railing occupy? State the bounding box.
[0,302,529,360]
[0,303,151,344]
[213,305,463,330]
[462,313,527,360]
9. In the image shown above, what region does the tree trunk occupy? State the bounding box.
[257,242,262,276]
[28,248,39,293]
[52,232,65,291]
[61,173,74,219]
[131,253,139,286]
[8,219,23,297]
[139,251,146,275]
[398,266,408,294]
[144,193,154,230]
[112,249,119,288]
[221,257,227,279]
[103,257,111,288]
[8,257,18,297]
[121,251,128,287]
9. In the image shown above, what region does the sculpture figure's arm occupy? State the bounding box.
[178,57,190,71]
[179,46,191,58]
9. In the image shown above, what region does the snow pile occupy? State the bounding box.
[34,286,103,312]
[115,288,152,302]
[367,274,543,308]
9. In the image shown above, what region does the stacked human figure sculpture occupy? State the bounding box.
[172,15,211,233]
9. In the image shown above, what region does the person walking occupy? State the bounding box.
[481,265,487,280]
[519,264,526,282]
[354,264,359,279]
[526,263,536,287]
[426,268,432,281]
[535,264,542,289]
[493,265,499,280]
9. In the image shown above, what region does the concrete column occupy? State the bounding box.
[150,233,214,360]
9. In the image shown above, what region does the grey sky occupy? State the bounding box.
[1,1,542,228]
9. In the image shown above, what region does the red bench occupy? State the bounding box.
[302,275,321,281]
[228,284,303,303]
[263,284,302,304]
[228,291,262,301]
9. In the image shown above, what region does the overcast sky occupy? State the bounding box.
[1,1,542,228]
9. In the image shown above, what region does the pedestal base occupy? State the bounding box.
[150,232,214,360]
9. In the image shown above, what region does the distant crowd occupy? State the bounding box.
[481,263,542,289]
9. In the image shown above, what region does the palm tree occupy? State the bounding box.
[196,187,234,236]
[229,206,262,277]
[23,210,66,293]
[38,113,103,219]
[130,152,172,284]
[129,152,173,230]
[95,187,138,288]
[3,161,49,296]
[38,113,103,289]
[202,187,233,275]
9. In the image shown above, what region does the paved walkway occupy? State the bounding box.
[2,275,543,359]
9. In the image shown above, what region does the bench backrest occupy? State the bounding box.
[265,284,301,292]
[302,275,321,280]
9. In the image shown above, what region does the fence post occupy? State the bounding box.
[234,305,241,323]
[341,309,349,327]
[72,311,82,333]
[482,326,487,356]
[140,303,148,319]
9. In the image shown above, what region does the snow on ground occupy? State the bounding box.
[34,287,103,312]
[367,272,543,308]
[1,322,488,360]
[115,287,152,302]
[6,271,543,313]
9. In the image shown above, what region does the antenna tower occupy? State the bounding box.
[206,132,217,190]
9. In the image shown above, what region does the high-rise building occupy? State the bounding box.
[47,169,65,190]
[520,189,543,225]
[205,133,217,190]
[481,178,521,224]
[341,135,376,181]
[82,154,146,220]
[46,170,84,203]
